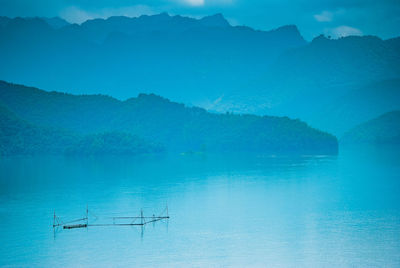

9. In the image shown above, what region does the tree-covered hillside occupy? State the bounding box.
[0,104,75,154]
[0,103,164,155]
[341,111,400,144]
[0,81,338,155]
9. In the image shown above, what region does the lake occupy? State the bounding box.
[0,145,399,267]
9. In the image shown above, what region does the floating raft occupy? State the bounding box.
[63,224,87,229]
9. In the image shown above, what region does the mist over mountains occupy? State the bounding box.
[0,13,399,137]
[0,13,305,101]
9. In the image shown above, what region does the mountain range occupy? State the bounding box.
[0,13,399,136]
[0,81,338,155]
[0,14,305,101]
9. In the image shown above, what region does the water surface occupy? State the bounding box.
[0,146,399,267]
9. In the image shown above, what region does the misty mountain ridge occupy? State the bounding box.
[0,13,399,137]
[0,13,303,43]
[0,13,306,101]
[40,17,69,29]
[208,34,400,136]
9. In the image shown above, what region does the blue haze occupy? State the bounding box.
[0,1,399,266]
[1,15,399,136]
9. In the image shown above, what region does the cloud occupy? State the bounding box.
[60,6,91,23]
[60,5,155,24]
[183,0,205,6]
[325,25,362,38]
[314,9,346,23]
[174,0,233,7]
[314,11,333,22]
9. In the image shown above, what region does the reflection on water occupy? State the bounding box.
[0,145,399,267]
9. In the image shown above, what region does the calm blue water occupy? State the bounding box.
[0,145,400,267]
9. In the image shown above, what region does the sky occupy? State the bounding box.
[0,0,399,40]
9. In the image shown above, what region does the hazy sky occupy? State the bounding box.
[0,0,399,40]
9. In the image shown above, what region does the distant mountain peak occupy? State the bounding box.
[200,13,230,28]
[275,25,303,36]
[157,12,171,18]
[138,12,171,22]
[275,24,300,33]
[311,34,330,44]
[136,93,172,104]
[40,17,69,29]
[270,24,306,44]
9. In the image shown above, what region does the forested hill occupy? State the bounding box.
[0,81,338,155]
[0,104,69,155]
[0,103,164,155]
[341,111,400,144]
